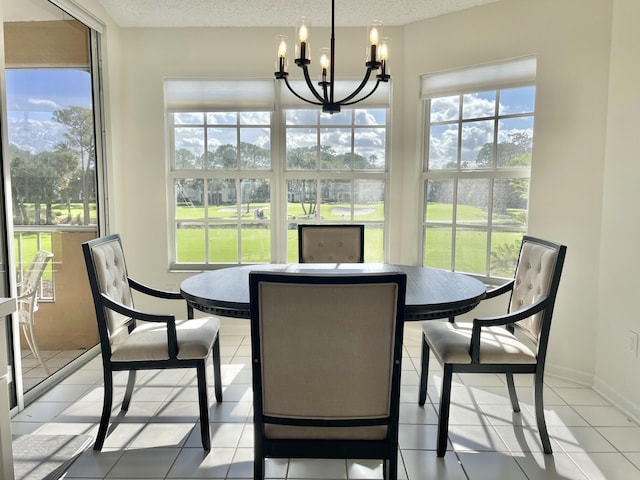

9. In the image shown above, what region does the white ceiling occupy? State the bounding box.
[96,0,504,28]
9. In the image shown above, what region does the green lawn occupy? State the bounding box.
[175,201,523,274]
[15,202,97,225]
[15,201,523,278]
[15,232,54,281]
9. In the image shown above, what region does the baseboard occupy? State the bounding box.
[592,376,640,425]
[545,362,593,386]
[546,362,640,425]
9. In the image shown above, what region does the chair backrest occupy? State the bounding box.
[18,250,54,311]
[297,224,365,263]
[82,234,134,350]
[18,250,53,298]
[508,236,567,349]
[249,272,406,440]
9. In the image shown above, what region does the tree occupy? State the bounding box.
[9,147,76,225]
[287,146,319,216]
[9,146,33,225]
[239,142,270,169]
[285,146,378,216]
[53,106,95,224]
[210,144,238,169]
[175,148,201,169]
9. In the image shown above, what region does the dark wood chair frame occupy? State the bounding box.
[83,234,222,451]
[418,236,567,456]
[297,224,365,263]
[249,272,406,480]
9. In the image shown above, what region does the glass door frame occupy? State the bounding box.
[1,0,109,410]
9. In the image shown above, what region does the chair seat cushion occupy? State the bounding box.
[422,321,536,365]
[111,316,220,362]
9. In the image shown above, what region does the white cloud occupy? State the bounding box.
[27,98,61,111]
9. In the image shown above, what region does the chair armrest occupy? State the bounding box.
[100,293,176,323]
[16,292,32,302]
[129,277,183,300]
[446,279,514,324]
[484,279,515,300]
[100,293,179,358]
[469,297,548,362]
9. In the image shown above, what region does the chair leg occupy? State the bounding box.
[122,370,136,411]
[254,460,264,480]
[212,336,223,403]
[22,323,50,375]
[418,335,430,406]
[254,450,264,480]
[534,371,553,454]
[505,373,520,412]
[387,451,398,480]
[196,361,211,451]
[436,364,454,457]
[94,369,113,451]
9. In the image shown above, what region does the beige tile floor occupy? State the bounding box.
[20,348,89,390]
[11,322,640,479]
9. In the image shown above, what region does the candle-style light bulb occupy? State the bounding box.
[278,38,287,57]
[299,24,308,42]
[320,52,329,70]
[367,21,382,64]
[296,17,311,61]
[319,48,329,84]
[275,35,288,75]
[369,27,379,46]
[377,37,390,79]
[379,41,388,61]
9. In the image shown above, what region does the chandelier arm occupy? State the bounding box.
[274,0,390,114]
[321,82,330,103]
[333,67,374,105]
[300,64,328,103]
[283,75,323,106]
[340,79,382,106]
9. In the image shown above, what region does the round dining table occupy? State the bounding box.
[180,263,486,321]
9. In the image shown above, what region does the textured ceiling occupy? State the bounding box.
[96,0,504,28]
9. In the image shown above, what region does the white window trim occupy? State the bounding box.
[165,79,391,269]
[419,58,536,281]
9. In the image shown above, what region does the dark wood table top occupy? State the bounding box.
[180,263,486,321]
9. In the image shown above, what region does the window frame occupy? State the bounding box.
[167,110,274,269]
[420,68,536,282]
[166,80,391,269]
[282,107,389,263]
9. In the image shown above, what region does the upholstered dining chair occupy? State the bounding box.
[418,236,567,456]
[249,271,407,480]
[298,224,365,263]
[82,234,223,451]
[17,250,54,375]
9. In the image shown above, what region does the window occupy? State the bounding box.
[166,80,390,268]
[170,111,272,264]
[284,108,387,262]
[421,58,536,280]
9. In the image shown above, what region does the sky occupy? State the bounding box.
[5,69,92,122]
[5,69,93,153]
[4,69,534,167]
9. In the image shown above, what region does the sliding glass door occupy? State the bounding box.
[2,0,105,405]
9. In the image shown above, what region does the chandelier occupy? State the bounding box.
[274,0,390,114]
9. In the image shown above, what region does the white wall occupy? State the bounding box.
[107,23,403,281]
[76,0,639,419]
[596,0,640,420]
[403,0,612,389]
